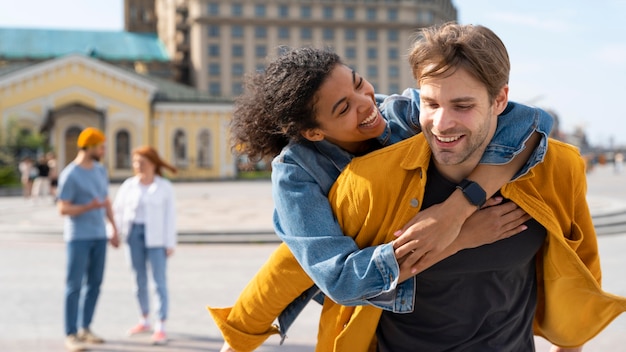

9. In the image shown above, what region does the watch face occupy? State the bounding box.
[461,180,486,207]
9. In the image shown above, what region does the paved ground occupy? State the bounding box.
[1,165,625,351]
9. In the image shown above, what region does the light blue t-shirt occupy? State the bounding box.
[57,162,109,242]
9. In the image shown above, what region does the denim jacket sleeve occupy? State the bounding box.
[376,88,553,178]
[272,147,414,313]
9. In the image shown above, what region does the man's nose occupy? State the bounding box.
[432,108,455,131]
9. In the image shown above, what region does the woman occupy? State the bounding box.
[113,146,177,345]
[211,47,552,351]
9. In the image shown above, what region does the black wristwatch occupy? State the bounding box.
[456,179,487,208]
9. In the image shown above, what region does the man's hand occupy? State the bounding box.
[86,198,106,210]
[109,227,120,248]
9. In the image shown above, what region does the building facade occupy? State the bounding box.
[152,0,458,95]
[0,54,236,181]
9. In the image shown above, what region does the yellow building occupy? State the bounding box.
[0,53,236,181]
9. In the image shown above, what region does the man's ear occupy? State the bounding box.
[494,84,509,115]
[301,128,324,142]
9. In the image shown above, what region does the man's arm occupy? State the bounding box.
[57,198,104,217]
[104,197,119,248]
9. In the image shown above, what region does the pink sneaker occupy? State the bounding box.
[127,323,151,336]
[152,330,168,345]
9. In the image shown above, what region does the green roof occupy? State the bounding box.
[0,27,169,62]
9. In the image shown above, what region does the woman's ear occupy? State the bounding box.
[301,128,324,142]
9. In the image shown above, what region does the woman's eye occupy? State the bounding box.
[339,104,350,115]
[355,77,363,89]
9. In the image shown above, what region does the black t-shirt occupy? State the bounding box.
[377,165,546,352]
[36,162,50,178]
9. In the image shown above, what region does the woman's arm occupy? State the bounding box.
[393,132,541,276]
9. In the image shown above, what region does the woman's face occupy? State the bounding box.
[132,154,156,176]
[305,64,385,153]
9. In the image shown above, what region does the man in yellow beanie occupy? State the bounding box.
[56,127,119,351]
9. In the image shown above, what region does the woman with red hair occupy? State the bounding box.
[112,146,177,345]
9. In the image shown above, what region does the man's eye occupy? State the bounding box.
[456,105,472,110]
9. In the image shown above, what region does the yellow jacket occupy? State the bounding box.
[209,135,626,351]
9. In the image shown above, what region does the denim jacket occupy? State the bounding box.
[272,88,553,337]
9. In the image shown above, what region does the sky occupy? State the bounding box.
[1,0,625,147]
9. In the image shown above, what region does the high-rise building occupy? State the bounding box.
[150,0,457,96]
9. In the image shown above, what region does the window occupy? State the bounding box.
[232,25,244,38]
[256,64,265,72]
[418,10,433,24]
[345,28,356,41]
[208,44,220,57]
[300,5,312,18]
[388,29,399,42]
[209,82,221,96]
[300,27,312,40]
[232,63,244,76]
[367,47,377,59]
[278,4,289,18]
[232,44,244,57]
[172,129,187,168]
[367,65,378,78]
[115,130,131,169]
[207,25,220,37]
[209,63,220,76]
[232,3,243,16]
[389,65,399,78]
[323,6,333,19]
[366,29,377,41]
[387,8,398,21]
[366,7,376,20]
[254,45,267,58]
[254,4,266,17]
[388,47,398,59]
[232,82,244,96]
[323,28,334,40]
[207,3,219,16]
[197,130,213,168]
[345,7,355,20]
[255,26,267,39]
[345,47,356,59]
[278,26,290,39]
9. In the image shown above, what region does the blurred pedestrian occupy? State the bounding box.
[31,154,51,203]
[47,151,59,199]
[57,127,119,352]
[113,146,177,345]
[614,152,623,174]
[18,156,34,199]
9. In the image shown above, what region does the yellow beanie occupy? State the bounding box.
[77,127,105,147]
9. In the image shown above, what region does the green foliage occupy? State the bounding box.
[0,116,49,186]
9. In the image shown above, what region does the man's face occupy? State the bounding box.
[419,68,506,171]
[87,144,106,162]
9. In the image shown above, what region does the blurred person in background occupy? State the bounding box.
[113,146,177,345]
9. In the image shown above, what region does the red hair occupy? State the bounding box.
[133,146,177,176]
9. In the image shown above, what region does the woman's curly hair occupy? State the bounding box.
[230,47,342,161]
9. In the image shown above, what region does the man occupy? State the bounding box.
[57,127,119,351]
[320,23,626,351]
